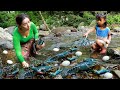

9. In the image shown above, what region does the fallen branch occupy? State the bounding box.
[39,11,51,33]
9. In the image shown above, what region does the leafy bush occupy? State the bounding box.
[107,13,120,25]
[1,11,120,29]
[82,11,95,25]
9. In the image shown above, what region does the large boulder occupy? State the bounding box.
[4,26,16,35]
[0,27,13,49]
[0,31,12,41]
[0,27,4,32]
[0,39,13,49]
[51,27,76,36]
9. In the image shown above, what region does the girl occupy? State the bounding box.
[84,13,111,54]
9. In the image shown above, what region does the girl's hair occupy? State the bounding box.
[96,13,107,28]
[16,13,30,25]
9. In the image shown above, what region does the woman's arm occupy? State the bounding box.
[13,35,25,63]
[31,22,39,40]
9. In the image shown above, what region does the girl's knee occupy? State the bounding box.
[96,40,103,46]
[91,44,96,49]
[96,39,100,44]
[92,43,96,47]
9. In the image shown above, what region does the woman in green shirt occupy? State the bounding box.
[13,13,45,68]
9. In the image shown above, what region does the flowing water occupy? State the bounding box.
[0,30,120,79]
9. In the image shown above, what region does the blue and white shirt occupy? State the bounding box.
[95,26,110,40]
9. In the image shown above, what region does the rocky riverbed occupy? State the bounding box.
[0,25,120,79]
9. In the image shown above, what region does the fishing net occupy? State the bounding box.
[74,37,94,47]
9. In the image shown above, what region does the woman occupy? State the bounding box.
[13,13,45,68]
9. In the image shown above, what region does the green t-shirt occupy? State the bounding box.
[13,22,39,63]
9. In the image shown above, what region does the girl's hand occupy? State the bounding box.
[22,61,29,68]
[106,40,110,44]
[83,33,88,38]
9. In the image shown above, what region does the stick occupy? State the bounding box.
[39,11,51,33]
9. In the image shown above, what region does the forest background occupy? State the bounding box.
[0,11,119,30]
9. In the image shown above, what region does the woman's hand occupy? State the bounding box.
[22,61,29,68]
[36,43,45,49]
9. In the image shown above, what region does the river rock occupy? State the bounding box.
[0,27,4,32]
[5,26,16,35]
[40,24,47,31]
[0,39,13,49]
[113,70,120,78]
[113,27,120,32]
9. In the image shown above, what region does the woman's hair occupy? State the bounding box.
[16,13,30,25]
[96,13,107,28]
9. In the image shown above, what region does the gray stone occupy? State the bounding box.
[51,27,75,34]
[54,75,63,79]
[77,26,84,31]
[0,31,13,41]
[39,30,50,36]
[113,27,120,32]
[0,39,13,49]
[40,24,47,30]
[110,48,120,56]
[113,70,120,78]
[5,26,16,35]
[0,27,4,32]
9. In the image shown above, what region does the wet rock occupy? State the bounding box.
[77,26,84,31]
[54,33,61,37]
[39,30,50,36]
[0,25,120,79]
[110,32,120,38]
[54,75,63,79]
[113,70,120,78]
[51,27,75,34]
[0,27,4,32]
[113,27,120,32]
[71,29,77,32]
[107,48,120,58]
[0,39,13,49]
[40,24,47,31]
[0,26,14,48]
[66,29,71,33]
[4,26,16,35]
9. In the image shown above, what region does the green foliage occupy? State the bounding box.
[82,11,95,25]
[107,13,120,25]
[0,11,19,28]
[23,11,41,26]
[61,14,83,27]
[1,11,120,29]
